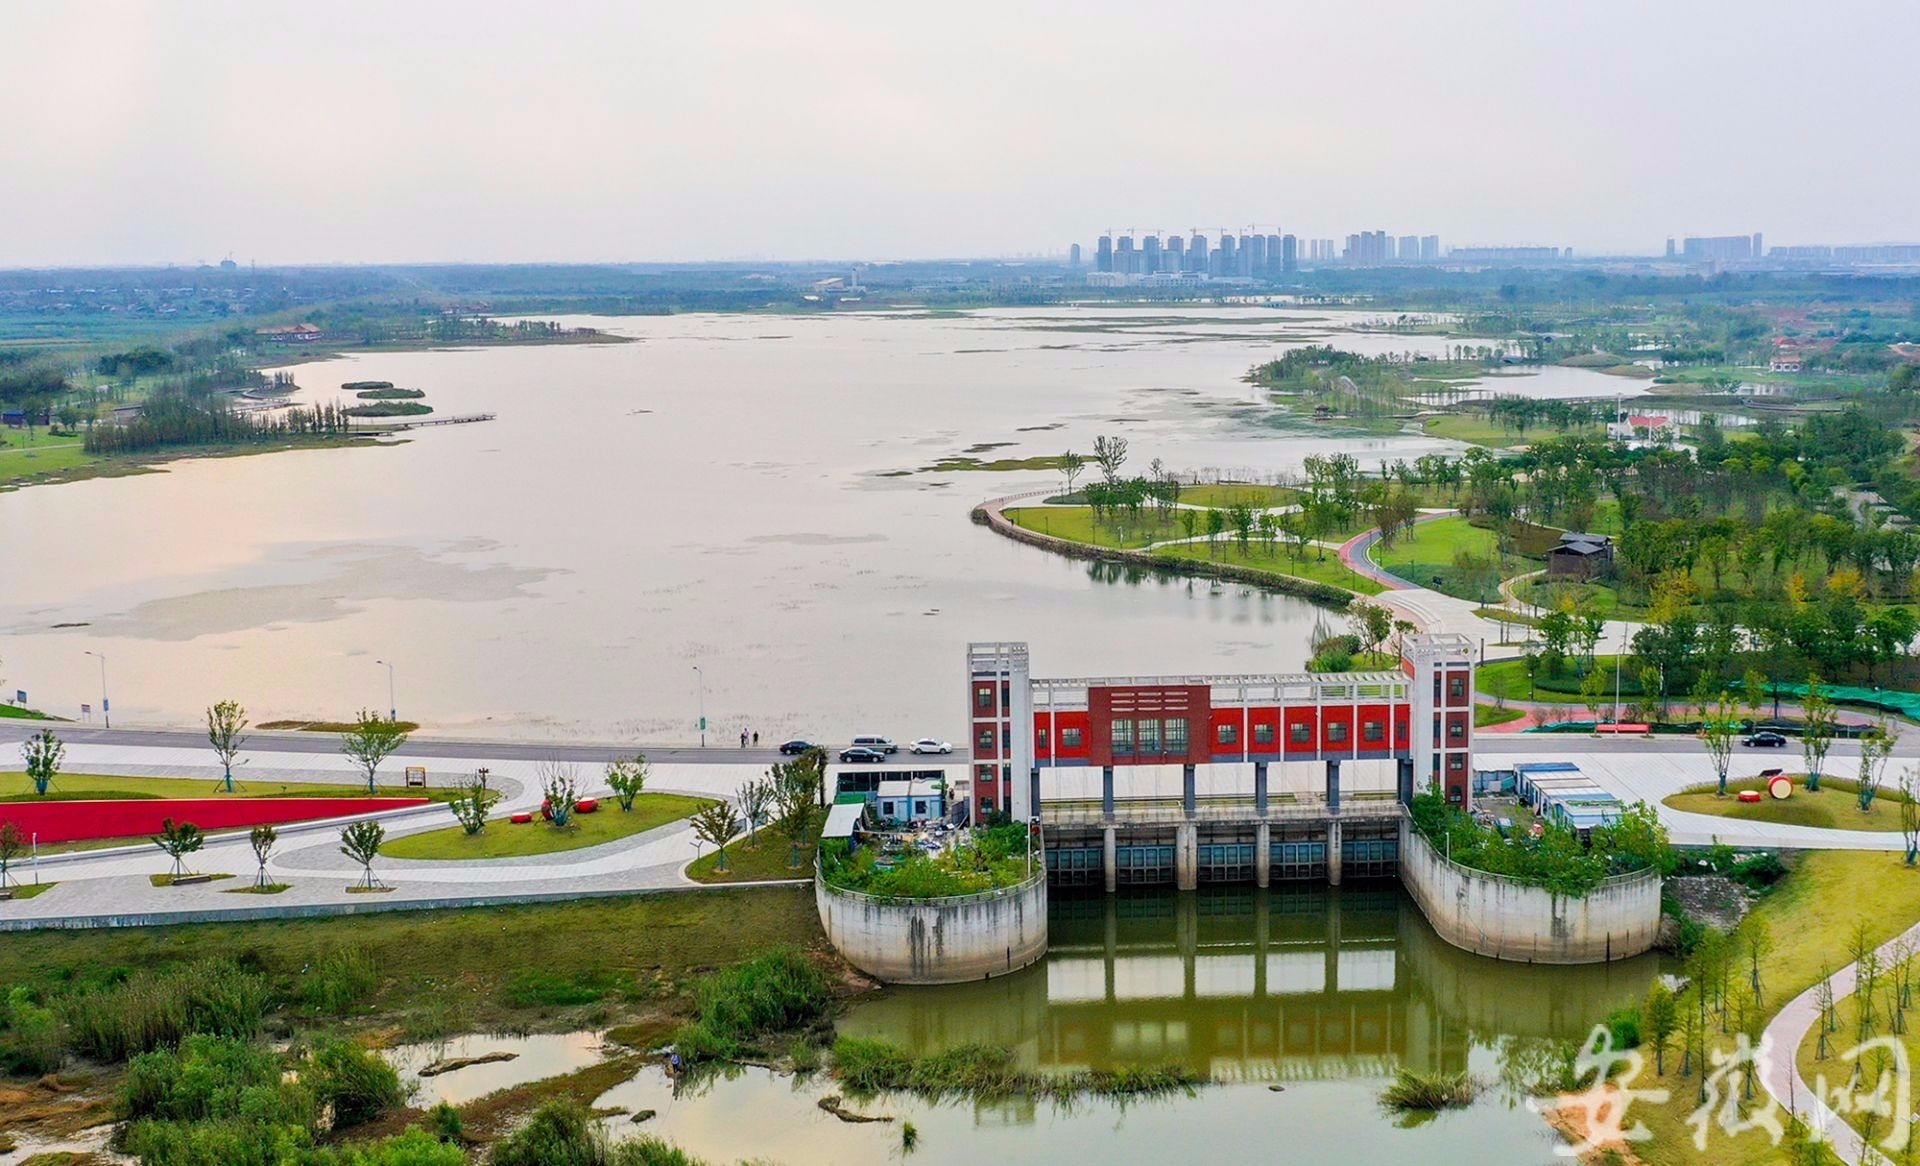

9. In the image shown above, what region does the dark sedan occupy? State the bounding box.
[839,746,888,763]
[779,739,815,755]
[1744,730,1788,748]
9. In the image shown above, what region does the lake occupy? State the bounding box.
[0,306,1633,740]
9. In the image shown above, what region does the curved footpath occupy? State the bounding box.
[1759,915,1920,1165]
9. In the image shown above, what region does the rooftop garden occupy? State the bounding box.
[1407,789,1674,896]
[819,822,1034,898]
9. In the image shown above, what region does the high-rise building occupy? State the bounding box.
[1069,243,1081,269]
[1752,232,1764,259]
[1116,234,1135,275]
[1665,238,1676,260]
[1165,234,1184,271]
[1188,232,1209,274]
[1215,232,1236,276]
[1281,234,1298,273]
[1096,234,1113,273]
[1238,234,1256,276]
[1143,233,1162,275]
[1398,235,1419,263]
[1420,235,1440,262]
[1681,235,1757,263]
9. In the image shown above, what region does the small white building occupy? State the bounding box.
[875,779,945,823]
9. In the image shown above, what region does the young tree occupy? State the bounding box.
[1348,600,1394,656]
[1580,666,1610,723]
[1802,676,1836,792]
[249,824,277,889]
[772,761,823,869]
[1742,665,1768,726]
[152,818,204,880]
[1902,767,1920,866]
[0,820,24,890]
[448,777,500,836]
[604,754,649,812]
[738,776,773,847]
[340,710,409,794]
[691,801,742,872]
[1179,507,1199,545]
[1744,918,1774,1006]
[1091,434,1128,484]
[206,700,249,793]
[1645,982,1678,1076]
[1058,450,1085,496]
[20,729,63,796]
[1859,717,1899,813]
[539,762,582,830]
[340,820,386,890]
[1700,692,1740,798]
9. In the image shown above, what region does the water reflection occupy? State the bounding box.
[839,885,1660,1083]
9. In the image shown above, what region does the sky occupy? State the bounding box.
[3,0,1916,267]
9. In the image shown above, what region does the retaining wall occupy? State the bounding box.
[1395,819,1661,964]
[815,868,1048,984]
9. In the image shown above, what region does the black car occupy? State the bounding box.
[778,739,815,755]
[839,746,887,763]
[1744,730,1788,748]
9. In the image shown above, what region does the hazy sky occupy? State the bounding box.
[5,0,1915,267]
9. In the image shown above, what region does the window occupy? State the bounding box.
[1448,718,1465,738]
[1138,718,1161,755]
[976,686,993,710]
[976,728,994,751]
[1003,727,1011,748]
[1036,728,1049,751]
[1217,723,1237,746]
[1328,722,1348,743]
[1061,727,1082,749]
[1164,718,1189,752]
[980,797,994,813]
[1254,723,1275,744]
[1363,720,1384,742]
[1112,718,1134,756]
[1447,753,1465,771]
[1447,676,1466,698]
[1290,722,1311,743]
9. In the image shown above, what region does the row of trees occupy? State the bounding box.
[83,396,357,455]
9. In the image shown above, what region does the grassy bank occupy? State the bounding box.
[1663,777,1903,832]
[1155,540,1384,594]
[685,824,818,883]
[1176,483,1297,508]
[381,793,712,860]
[832,1037,1199,1101]
[1004,505,1176,550]
[0,433,389,494]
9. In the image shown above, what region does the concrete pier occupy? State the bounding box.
[1175,821,1198,890]
[1255,821,1272,888]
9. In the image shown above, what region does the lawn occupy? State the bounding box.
[1153,541,1385,594]
[380,792,713,860]
[686,822,820,883]
[1475,703,1526,728]
[0,429,95,488]
[0,772,459,803]
[1003,505,1182,550]
[1475,657,1635,705]
[0,704,55,721]
[1176,482,1298,508]
[1663,777,1903,832]
[0,884,822,1033]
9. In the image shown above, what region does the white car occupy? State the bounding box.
[908,737,953,755]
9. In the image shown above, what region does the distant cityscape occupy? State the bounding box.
[1073,226,1920,283]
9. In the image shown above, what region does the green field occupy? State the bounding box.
[1474,703,1526,727]
[0,772,458,803]
[685,822,820,883]
[0,428,96,487]
[1003,505,1181,549]
[381,792,713,860]
[0,704,55,721]
[1663,777,1902,832]
[1475,656,1636,704]
[1154,541,1385,594]
[1175,483,1298,508]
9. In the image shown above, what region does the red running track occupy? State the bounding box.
[0,797,431,844]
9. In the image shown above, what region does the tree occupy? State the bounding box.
[604,755,649,812]
[1580,666,1610,723]
[1348,600,1394,656]
[1091,434,1128,484]
[738,776,773,847]
[448,777,500,836]
[1058,450,1085,496]
[772,760,823,869]
[539,762,582,830]
[1802,676,1837,792]
[20,729,63,796]
[1700,691,1740,798]
[1858,717,1899,813]
[1744,918,1774,1005]
[0,820,23,889]
[1645,982,1678,1075]
[340,820,385,890]
[152,818,204,880]
[340,711,409,795]
[1902,767,1920,867]
[207,700,249,793]
[1204,508,1226,557]
[1179,507,1199,545]
[249,824,277,890]
[691,801,742,872]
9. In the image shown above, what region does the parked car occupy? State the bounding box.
[839,746,888,763]
[778,739,815,755]
[1744,730,1788,748]
[909,738,952,755]
[850,734,898,754]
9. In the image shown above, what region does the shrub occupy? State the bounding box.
[1378,1067,1479,1110]
[298,1128,468,1165]
[120,1035,318,1166]
[308,1037,406,1127]
[0,986,62,1076]
[297,948,380,1016]
[672,950,832,1063]
[62,959,270,1062]
[1603,1006,1642,1048]
[486,1100,601,1166]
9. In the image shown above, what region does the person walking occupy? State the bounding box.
[740,728,748,748]
[752,730,760,747]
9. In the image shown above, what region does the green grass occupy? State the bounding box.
[380,793,712,860]
[1175,483,1298,508]
[1475,657,1635,704]
[672,949,834,1063]
[0,704,55,721]
[1475,703,1526,727]
[0,430,97,487]
[831,1036,1199,1102]
[1003,505,1180,549]
[223,883,290,895]
[686,823,819,883]
[1378,1067,1478,1110]
[921,453,1067,473]
[1154,541,1385,594]
[1372,515,1501,580]
[149,873,235,887]
[1421,413,1600,449]
[0,881,54,899]
[1663,777,1903,832]
[0,771,455,803]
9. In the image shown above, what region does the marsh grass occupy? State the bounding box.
[832,1037,1200,1101]
[1378,1067,1479,1111]
[672,949,833,1063]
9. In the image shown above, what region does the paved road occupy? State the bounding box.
[0,722,969,768]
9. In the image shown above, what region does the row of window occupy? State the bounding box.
[1112,716,1190,757]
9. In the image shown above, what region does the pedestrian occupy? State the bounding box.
[752,730,759,747]
[740,728,748,748]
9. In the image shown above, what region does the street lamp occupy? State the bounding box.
[83,650,110,728]
[375,659,396,721]
[693,665,706,748]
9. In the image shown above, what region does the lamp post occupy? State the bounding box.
[375,659,396,721]
[83,650,110,728]
[693,665,706,748]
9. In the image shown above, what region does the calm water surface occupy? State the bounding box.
[0,307,1633,739]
